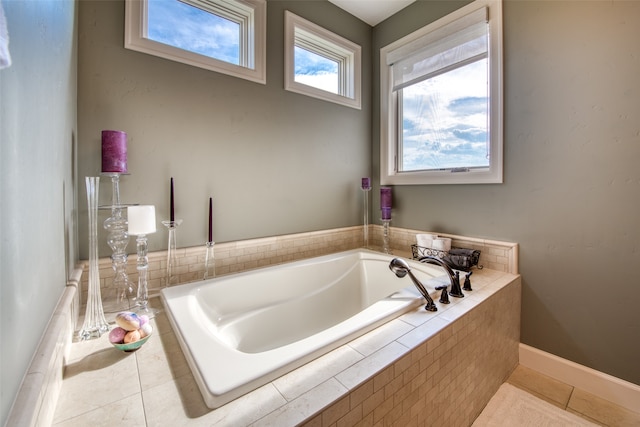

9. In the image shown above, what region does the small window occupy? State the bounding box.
[380,0,503,184]
[125,0,266,84]
[284,11,361,109]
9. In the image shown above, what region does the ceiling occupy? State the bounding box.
[328,0,417,26]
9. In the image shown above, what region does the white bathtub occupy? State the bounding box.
[161,249,445,409]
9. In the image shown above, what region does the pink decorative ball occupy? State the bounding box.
[109,327,127,344]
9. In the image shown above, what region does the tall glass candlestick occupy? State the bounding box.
[382,218,392,254]
[101,173,135,316]
[361,178,371,248]
[380,186,392,254]
[134,233,154,315]
[204,241,215,279]
[79,177,109,340]
[161,219,182,289]
[128,205,157,316]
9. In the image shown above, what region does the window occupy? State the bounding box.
[125,0,266,84]
[284,11,361,109]
[380,0,503,184]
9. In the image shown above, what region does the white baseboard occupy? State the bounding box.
[519,343,640,414]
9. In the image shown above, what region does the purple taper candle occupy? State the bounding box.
[361,177,371,190]
[101,130,128,173]
[208,197,213,243]
[170,177,175,222]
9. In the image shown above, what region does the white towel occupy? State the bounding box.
[0,0,11,69]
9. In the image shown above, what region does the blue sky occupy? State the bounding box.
[294,46,339,93]
[147,0,240,65]
[401,59,489,171]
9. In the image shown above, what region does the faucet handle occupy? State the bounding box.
[449,270,464,298]
[463,271,473,291]
[435,285,450,304]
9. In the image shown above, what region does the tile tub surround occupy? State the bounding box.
[53,267,521,426]
[80,225,519,298]
[10,227,516,427]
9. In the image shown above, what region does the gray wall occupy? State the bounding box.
[0,0,78,424]
[77,0,373,258]
[374,0,640,385]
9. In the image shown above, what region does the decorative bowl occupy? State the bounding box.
[111,333,151,352]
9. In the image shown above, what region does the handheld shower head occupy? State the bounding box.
[388,258,437,311]
[389,257,410,278]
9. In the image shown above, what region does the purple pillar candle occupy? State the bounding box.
[361,177,371,190]
[101,130,128,173]
[381,187,392,220]
[380,187,392,209]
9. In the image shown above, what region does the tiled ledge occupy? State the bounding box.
[80,225,518,297]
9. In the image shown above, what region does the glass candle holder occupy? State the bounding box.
[101,173,135,316]
[161,219,182,289]
[128,205,157,316]
[204,241,216,280]
[382,218,392,254]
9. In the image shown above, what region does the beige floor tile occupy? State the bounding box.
[142,372,212,426]
[53,344,140,423]
[136,329,191,391]
[507,365,573,409]
[568,388,640,427]
[53,393,146,427]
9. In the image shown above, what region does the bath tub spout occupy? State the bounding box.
[389,258,438,311]
[418,256,464,298]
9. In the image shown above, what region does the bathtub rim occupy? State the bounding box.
[161,248,442,408]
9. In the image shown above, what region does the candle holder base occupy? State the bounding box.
[133,233,161,319]
[204,241,216,280]
[382,219,393,254]
[161,219,182,291]
[361,187,371,249]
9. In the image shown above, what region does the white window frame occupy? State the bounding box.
[284,11,362,110]
[125,0,266,84]
[380,0,503,185]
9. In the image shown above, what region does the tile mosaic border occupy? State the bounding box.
[80,225,518,297]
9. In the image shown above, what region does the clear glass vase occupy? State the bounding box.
[79,177,109,340]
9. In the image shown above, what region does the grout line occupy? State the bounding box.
[564,386,574,410]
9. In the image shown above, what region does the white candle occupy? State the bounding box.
[128,205,156,235]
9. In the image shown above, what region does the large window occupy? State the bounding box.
[380,0,503,184]
[125,0,266,84]
[284,11,361,109]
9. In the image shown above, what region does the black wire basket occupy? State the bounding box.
[411,245,482,272]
